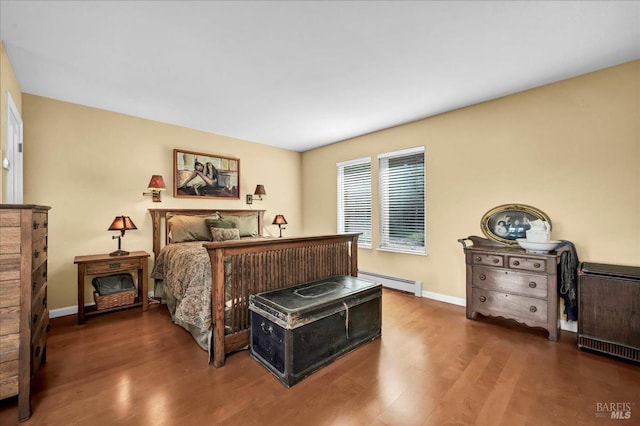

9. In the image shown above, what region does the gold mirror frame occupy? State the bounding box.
[480,204,552,245]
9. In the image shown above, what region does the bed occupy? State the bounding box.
[148,208,359,367]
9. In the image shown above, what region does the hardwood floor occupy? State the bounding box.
[1,289,638,425]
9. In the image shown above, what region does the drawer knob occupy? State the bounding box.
[44,245,48,252]
[529,306,537,313]
[475,256,481,262]
[33,314,38,324]
[33,221,39,230]
[34,250,40,259]
[43,297,47,307]
[534,263,541,268]
[43,270,47,279]
[529,282,537,288]
[513,260,520,266]
[260,321,273,334]
[479,295,487,302]
[479,274,486,281]
[493,258,499,264]
[44,221,48,228]
[32,282,37,291]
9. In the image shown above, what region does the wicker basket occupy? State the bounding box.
[93,289,136,311]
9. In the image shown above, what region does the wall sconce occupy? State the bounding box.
[142,175,166,202]
[254,185,266,200]
[108,216,137,256]
[246,184,266,204]
[272,214,287,238]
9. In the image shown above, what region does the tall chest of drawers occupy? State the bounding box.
[460,236,560,341]
[0,204,51,421]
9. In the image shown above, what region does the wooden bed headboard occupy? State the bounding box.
[148,208,265,258]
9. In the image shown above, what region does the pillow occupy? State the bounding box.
[205,218,237,229]
[167,214,220,243]
[210,227,241,242]
[221,214,259,237]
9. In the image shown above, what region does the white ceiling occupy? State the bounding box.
[1,1,639,152]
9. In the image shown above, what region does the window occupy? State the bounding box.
[378,147,425,254]
[337,157,372,248]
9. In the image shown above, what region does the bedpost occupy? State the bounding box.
[350,234,359,277]
[149,209,162,259]
[209,246,226,367]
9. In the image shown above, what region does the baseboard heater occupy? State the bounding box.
[358,270,422,297]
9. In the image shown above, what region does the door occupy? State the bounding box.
[4,92,23,203]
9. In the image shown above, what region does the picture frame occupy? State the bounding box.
[173,149,240,199]
[480,204,552,245]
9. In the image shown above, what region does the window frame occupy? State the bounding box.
[377,146,426,255]
[337,156,372,249]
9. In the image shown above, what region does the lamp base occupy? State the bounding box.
[109,249,130,256]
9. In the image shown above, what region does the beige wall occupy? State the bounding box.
[0,41,23,202]
[23,95,302,309]
[302,60,640,304]
[16,59,640,313]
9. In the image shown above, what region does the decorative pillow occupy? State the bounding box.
[205,218,237,229]
[210,227,241,242]
[221,214,259,237]
[167,214,220,243]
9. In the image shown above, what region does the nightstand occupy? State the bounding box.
[74,251,150,324]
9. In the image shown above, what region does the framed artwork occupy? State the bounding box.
[173,149,240,199]
[480,204,551,245]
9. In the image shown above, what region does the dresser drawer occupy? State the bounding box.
[0,280,20,309]
[0,306,20,336]
[31,325,47,371]
[32,308,49,345]
[0,333,19,363]
[0,210,20,227]
[32,237,48,271]
[471,288,548,325]
[32,262,47,297]
[508,256,546,272]
[86,258,141,275]
[470,253,504,267]
[32,285,48,331]
[472,268,547,299]
[0,227,20,255]
[0,359,19,382]
[0,373,19,399]
[0,253,21,282]
[31,213,48,237]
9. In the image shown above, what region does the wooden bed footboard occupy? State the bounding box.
[148,208,359,368]
[204,233,360,367]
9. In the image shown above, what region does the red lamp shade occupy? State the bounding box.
[108,216,137,256]
[108,216,138,232]
[143,175,166,202]
[253,185,266,201]
[147,175,166,190]
[272,215,287,225]
[272,214,287,238]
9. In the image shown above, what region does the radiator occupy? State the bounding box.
[358,270,422,297]
[577,262,640,363]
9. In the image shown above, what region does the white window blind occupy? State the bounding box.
[378,147,425,254]
[337,157,372,248]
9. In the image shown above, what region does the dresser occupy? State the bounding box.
[0,204,51,421]
[459,236,560,341]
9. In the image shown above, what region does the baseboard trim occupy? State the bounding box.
[52,290,578,332]
[421,290,466,307]
[50,291,156,319]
